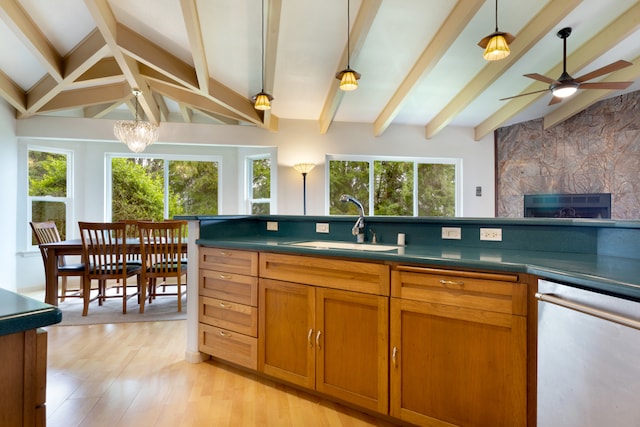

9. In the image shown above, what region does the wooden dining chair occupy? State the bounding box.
[79,221,142,316]
[137,220,188,313]
[30,221,85,302]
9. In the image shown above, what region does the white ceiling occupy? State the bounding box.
[1,0,639,140]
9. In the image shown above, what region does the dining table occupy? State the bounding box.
[38,238,187,306]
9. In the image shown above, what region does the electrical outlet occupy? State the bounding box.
[441,227,461,240]
[266,221,278,231]
[480,228,502,241]
[316,223,329,233]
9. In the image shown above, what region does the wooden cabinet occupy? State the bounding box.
[198,247,259,369]
[259,253,389,413]
[390,266,528,427]
[0,328,48,427]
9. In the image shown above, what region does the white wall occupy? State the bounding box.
[0,100,17,291]
[10,114,495,291]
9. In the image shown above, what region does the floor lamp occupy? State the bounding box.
[293,163,315,215]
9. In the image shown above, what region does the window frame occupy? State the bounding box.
[106,152,222,220]
[244,153,274,215]
[325,154,462,216]
[26,146,74,249]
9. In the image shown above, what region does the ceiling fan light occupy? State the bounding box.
[252,91,273,111]
[482,33,511,61]
[551,83,578,98]
[336,68,360,91]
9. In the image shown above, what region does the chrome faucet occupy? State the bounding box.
[340,194,365,243]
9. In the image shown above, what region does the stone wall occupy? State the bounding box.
[496,90,640,219]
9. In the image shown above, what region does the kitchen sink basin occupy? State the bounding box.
[291,240,399,252]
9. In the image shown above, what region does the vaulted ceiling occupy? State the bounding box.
[1,0,639,141]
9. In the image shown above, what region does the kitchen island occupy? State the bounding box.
[179,215,640,426]
[0,288,62,426]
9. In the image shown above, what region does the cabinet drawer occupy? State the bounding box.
[199,296,258,337]
[200,247,258,276]
[260,252,390,296]
[200,268,258,306]
[199,323,257,370]
[391,266,526,316]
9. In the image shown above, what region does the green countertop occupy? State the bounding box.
[0,289,62,336]
[196,236,640,302]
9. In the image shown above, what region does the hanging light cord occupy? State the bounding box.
[261,0,265,92]
[494,0,499,32]
[346,0,351,67]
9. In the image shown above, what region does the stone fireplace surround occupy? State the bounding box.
[496,90,640,219]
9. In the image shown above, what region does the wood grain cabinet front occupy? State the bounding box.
[390,266,528,427]
[258,253,390,414]
[198,247,259,370]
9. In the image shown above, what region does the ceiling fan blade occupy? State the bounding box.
[499,88,550,101]
[524,73,558,85]
[579,81,633,90]
[574,60,633,83]
[548,96,563,106]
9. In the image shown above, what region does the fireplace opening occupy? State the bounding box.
[524,193,611,219]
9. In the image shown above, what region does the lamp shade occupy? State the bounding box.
[293,163,315,174]
[479,31,514,61]
[252,91,273,111]
[336,68,360,91]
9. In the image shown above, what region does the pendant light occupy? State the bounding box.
[478,0,514,61]
[335,0,360,91]
[252,0,273,110]
[113,89,158,153]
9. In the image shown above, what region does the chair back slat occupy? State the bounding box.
[138,220,186,274]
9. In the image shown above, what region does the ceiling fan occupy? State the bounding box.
[501,27,633,105]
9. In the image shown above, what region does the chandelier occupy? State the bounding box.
[114,89,159,153]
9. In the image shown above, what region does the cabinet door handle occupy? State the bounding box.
[308,329,314,347]
[315,330,322,350]
[392,346,398,367]
[219,274,232,280]
[439,279,465,288]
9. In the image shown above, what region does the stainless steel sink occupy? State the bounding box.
[291,240,399,252]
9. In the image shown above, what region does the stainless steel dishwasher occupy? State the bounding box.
[536,279,640,426]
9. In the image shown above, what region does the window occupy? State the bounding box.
[246,156,271,214]
[328,156,460,216]
[28,148,72,243]
[109,155,219,221]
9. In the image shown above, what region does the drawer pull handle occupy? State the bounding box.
[219,331,230,337]
[316,330,322,350]
[219,251,232,256]
[392,346,398,367]
[219,274,232,280]
[308,329,314,347]
[219,302,232,309]
[439,279,464,287]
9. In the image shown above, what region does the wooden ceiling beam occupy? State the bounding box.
[39,82,130,113]
[83,0,160,125]
[148,79,246,122]
[179,104,193,123]
[84,101,122,118]
[180,0,209,94]
[474,0,640,140]
[319,0,381,135]
[194,108,241,125]
[0,0,62,81]
[153,92,170,122]
[425,0,583,140]
[374,0,483,137]
[0,70,26,113]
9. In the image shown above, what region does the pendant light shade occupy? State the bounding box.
[253,0,273,110]
[113,89,158,153]
[478,0,514,61]
[336,0,360,91]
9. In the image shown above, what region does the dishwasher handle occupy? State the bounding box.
[536,292,640,331]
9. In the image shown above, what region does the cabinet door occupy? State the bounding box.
[390,297,527,427]
[316,288,389,413]
[258,278,315,389]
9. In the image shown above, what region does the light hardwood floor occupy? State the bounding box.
[45,320,398,427]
